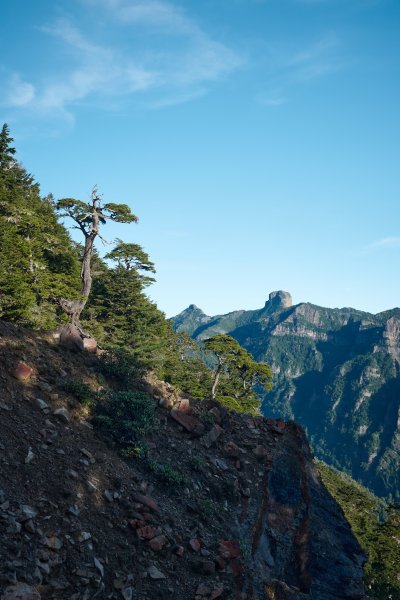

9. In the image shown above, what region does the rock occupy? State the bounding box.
[189,538,201,552]
[266,290,293,310]
[25,448,35,464]
[229,558,243,577]
[42,536,63,551]
[20,505,37,521]
[252,445,269,459]
[82,337,97,353]
[1,583,41,600]
[170,410,205,435]
[174,545,184,557]
[218,540,241,559]
[159,397,174,409]
[59,325,84,352]
[93,557,104,578]
[195,583,210,597]
[224,441,241,458]
[136,525,157,540]
[53,408,71,423]
[201,424,223,448]
[209,587,224,600]
[266,419,285,434]
[121,587,133,600]
[174,398,191,413]
[68,504,80,517]
[85,480,97,493]
[80,448,95,463]
[104,489,114,502]
[13,362,33,382]
[147,565,166,580]
[132,493,159,513]
[77,531,91,543]
[148,535,167,551]
[35,398,48,411]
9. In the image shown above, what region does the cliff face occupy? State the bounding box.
[0,321,367,600]
[172,293,400,501]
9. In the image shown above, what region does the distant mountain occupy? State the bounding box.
[172,291,400,501]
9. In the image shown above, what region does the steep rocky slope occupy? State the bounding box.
[172,292,400,501]
[0,320,367,599]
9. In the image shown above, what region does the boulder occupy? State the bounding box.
[14,362,33,382]
[82,337,97,353]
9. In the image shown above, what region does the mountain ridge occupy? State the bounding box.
[172,291,400,501]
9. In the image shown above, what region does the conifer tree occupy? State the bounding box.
[204,334,272,414]
[55,189,138,329]
[0,124,81,327]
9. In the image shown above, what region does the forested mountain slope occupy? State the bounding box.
[173,291,400,501]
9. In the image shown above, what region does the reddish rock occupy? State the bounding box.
[14,362,33,382]
[209,587,224,600]
[229,558,244,577]
[170,409,205,435]
[218,540,241,559]
[201,424,223,448]
[189,538,201,552]
[136,525,157,540]
[174,398,191,413]
[132,493,159,512]
[148,535,167,551]
[266,419,286,434]
[1,584,41,600]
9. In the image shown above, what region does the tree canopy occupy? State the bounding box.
[204,334,272,414]
[55,188,138,327]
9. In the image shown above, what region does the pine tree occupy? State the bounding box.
[0,124,81,327]
[55,189,138,328]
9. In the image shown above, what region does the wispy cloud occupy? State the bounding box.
[2,0,243,119]
[369,237,400,250]
[256,33,342,107]
[3,74,36,107]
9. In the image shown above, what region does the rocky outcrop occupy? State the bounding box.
[0,320,367,599]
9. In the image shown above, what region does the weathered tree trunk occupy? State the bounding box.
[59,196,100,330]
[211,365,222,400]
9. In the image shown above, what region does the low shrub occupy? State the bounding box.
[93,390,154,442]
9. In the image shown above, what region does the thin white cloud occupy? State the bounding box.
[256,34,342,107]
[3,74,35,107]
[2,0,242,118]
[369,237,400,250]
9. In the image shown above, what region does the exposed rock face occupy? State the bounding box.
[172,295,400,501]
[265,290,293,311]
[0,320,367,599]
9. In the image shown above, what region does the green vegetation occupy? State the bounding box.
[318,461,400,599]
[204,334,272,414]
[0,123,213,400]
[93,390,155,442]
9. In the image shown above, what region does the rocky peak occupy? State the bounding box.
[265,290,293,311]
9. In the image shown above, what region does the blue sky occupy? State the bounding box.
[1,0,399,317]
